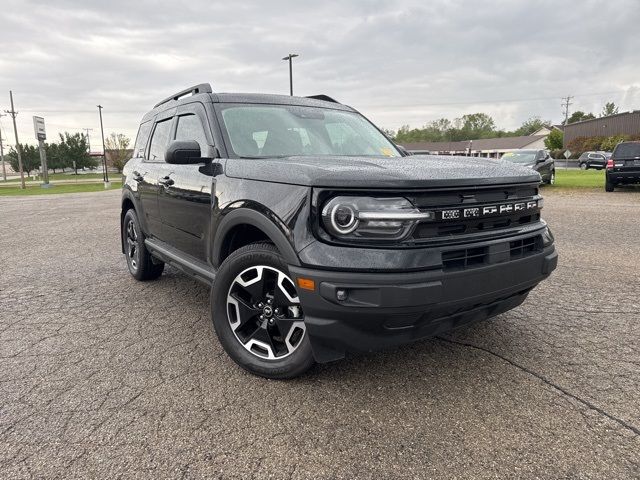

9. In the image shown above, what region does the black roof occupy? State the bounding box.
[142,84,353,122]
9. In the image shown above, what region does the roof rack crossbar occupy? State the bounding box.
[154,83,213,108]
[306,94,340,104]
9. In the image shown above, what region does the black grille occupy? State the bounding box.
[442,235,542,271]
[415,212,541,239]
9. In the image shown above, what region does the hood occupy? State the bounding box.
[225,155,541,189]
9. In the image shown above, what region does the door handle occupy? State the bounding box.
[158,176,174,187]
[132,170,144,182]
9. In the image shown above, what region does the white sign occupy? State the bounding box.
[33,116,46,141]
[563,150,571,159]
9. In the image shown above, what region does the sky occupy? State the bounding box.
[0,0,639,150]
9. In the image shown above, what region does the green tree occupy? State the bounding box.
[105,133,131,173]
[514,117,551,136]
[544,129,564,150]
[456,113,496,140]
[601,102,619,117]
[45,142,65,173]
[7,144,40,176]
[567,111,596,124]
[58,132,97,171]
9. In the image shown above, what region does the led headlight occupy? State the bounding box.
[321,196,434,241]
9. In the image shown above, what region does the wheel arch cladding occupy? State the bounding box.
[212,208,300,268]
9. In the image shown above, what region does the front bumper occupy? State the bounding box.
[290,244,557,363]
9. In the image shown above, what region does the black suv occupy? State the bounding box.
[578,151,611,170]
[121,84,557,378]
[605,141,640,192]
[499,149,555,185]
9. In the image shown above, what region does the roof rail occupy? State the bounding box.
[306,94,340,104]
[154,83,213,108]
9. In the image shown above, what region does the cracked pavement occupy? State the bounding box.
[0,188,639,479]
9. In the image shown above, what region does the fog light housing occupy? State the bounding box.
[336,289,348,301]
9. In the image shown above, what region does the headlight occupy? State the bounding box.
[321,196,434,241]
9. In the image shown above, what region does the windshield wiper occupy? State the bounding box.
[238,155,289,159]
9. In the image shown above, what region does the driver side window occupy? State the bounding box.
[175,114,208,151]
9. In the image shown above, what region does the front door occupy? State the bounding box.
[158,103,215,261]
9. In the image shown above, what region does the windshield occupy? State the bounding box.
[219,104,400,158]
[500,151,536,164]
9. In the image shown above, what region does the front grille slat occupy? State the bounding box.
[442,235,543,272]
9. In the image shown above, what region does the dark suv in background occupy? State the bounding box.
[578,151,611,170]
[500,149,555,185]
[120,83,557,378]
[606,141,640,191]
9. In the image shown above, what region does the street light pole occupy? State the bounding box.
[282,53,299,96]
[97,105,109,185]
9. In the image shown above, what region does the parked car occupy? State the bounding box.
[499,149,555,184]
[578,151,611,170]
[605,141,640,192]
[120,83,557,378]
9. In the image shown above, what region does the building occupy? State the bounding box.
[403,134,548,158]
[563,111,640,147]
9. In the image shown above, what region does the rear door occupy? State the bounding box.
[137,112,175,240]
[158,102,215,261]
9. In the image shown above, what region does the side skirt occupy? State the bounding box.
[145,238,216,286]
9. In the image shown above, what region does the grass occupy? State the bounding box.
[549,169,605,189]
[0,181,122,196]
[0,171,118,183]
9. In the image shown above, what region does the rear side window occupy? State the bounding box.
[148,119,173,162]
[175,114,208,151]
[613,143,640,159]
[133,122,152,158]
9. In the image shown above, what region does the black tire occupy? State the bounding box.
[122,209,164,281]
[211,243,314,379]
[605,178,615,192]
[579,162,588,170]
[546,170,556,185]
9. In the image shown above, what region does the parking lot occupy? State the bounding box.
[1,188,639,479]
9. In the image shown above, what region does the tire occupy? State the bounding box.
[122,209,164,281]
[211,243,315,379]
[547,170,556,185]
[605,178,615,192]
[579,162,588,170]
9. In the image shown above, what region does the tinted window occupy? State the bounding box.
[613,142,640,159]
[175,114,208,151]
[148,119,173,162]
[134,122,152,158]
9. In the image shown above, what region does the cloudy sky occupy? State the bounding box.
[1,0,639,149]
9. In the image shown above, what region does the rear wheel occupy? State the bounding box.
[122,209,164,281]
[211,243,314,379]
[605,178,615,192]
[547,170,556,185]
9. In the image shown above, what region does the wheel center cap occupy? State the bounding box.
[263,306,273,318]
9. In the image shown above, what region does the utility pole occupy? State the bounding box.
[0,113,7,181]
[6,91,25,189]
[97,105,109,186]
[561,95,573,125]
[282,53,299,96]
[83,128,93,153]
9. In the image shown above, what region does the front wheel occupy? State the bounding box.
[546,170,555,185]
[579,162,588,170]
[122,209,164,281]
[211,243,315,379]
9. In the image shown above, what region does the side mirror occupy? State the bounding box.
[165,140,202,164]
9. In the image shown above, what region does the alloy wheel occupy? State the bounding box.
[227,265,305,360]
[125,219,139,271]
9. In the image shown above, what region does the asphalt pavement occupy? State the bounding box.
[1,188,639,479]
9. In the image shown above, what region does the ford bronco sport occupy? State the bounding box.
[121,83,557,378]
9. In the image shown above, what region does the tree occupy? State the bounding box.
[514,117,551,136]
[544,129,564,150]
[567,111,595,124]
[58,132,97,171]
[7,144,40,176]
[105,133,131,173]
[601,102,619,117]
[45,142,65,173]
